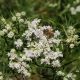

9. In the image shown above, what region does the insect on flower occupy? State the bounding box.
[43,27,54,38]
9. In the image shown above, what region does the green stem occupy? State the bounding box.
[62,25,68,37]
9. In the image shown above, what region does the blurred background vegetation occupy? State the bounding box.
[0,0,77,25]
[0,0,78,27]
[0,0,70,30]
[0,0,68,18]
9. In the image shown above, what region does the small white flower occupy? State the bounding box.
[76,0,80,3]
[0,72,3,80]
[57,71,65,76]
[76,5,80,12]
[21,11,26,16]
[7,31,14,38]
[12,16,16,21]
[8,49,17,60]
[52,60,61,67]
[14,39,23,48]
[1,18,5,22]
[68,26,74,30]
[9,62,14,68]
[24,49,35,58]
[70,44,74,48]
[28,19,41,29]
[0,76,3,80]
[66,73,76,80]
[0,72,2,76]
[10,49,16,53]
[19,19,24,23]
[41,58,50,65]
[33,29,43,38]
[5,24,11,30]
[16,12,21,17]
[54,30,60,38]
[3,29,8,33]
[0,31,5,36]
[14,62,20,69]
[74,35,79,40]
[70,7,77,15]
[66,38,71,43]
[42,26,51,30]
[23,71,31,77]
[21,55,26,60]
[63,77,68,80]
[53,39,61,45]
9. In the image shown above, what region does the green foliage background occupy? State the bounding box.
[0,0,79,28]
[0,0,79,24]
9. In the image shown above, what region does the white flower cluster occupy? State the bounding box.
[12,11,26,22]
[63,73,76,80]
[0,11,26,38]
[57,71,65,76]
[57,71,76,80]
[0,22,14,38]
[14,39,23,48]
[41,51,63,67]
[70,5,80,15]
[22,19,63,67]
[73,0,80,5]
[0,11,63,77]
[8,49,31,77]
[66,26,79,48]
[6,16,63,77]
[0,72,3,80]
